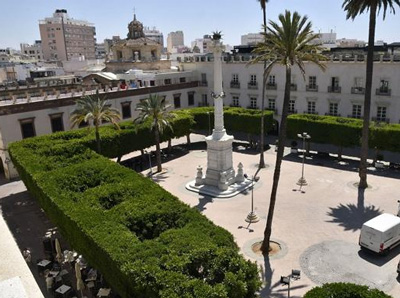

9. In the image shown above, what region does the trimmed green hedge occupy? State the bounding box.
[9,108,263,298]
[304,282,392,298]
[287,114,400,153]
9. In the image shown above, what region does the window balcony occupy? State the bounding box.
[248,82,258,90]
[347,114,362,119]
[266,83,277,90]
[372,117,390,123]
[325,112,341,117]
[351,87,365,94]
[198,102,209,107]
[229,103,241,107]
[304,111,319,115]
[246,105,258,109]
[290,84,297,91]
[288,109,298,114]
[230,81,240,89]
[328,86,341,93]
[306,85,318,92]
[199,81,208,87]
[376,88,391,96]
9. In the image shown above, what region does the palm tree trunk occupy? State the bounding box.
[359,4,377,189]
[154,127,162,172]
[261,66,291,254]
[259,5,268,169]
[95,122,101,154]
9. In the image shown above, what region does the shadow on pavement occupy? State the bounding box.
[358,244,400,267]
[326,187,382,231]
[195,195,213,212]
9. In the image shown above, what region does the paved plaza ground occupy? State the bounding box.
[1,133,400,297]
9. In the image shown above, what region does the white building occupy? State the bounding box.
[144,27,164,48]
[191,35,213,54]
[20,41,43,61]
[167,31,184,53]
[241,33,263,46]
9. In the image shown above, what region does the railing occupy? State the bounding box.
[230,81,240,89]
[288,109,298,114]
[198,102,209,107]
[347,114,362,119]
[229,104,241,107]
[376,88,391,96]
[351,87,365,94]
[306,85,318,92]
[246,105,258,109]
[248,82,258,90]
[372,117,390,123]
[304,111,319,115]
[325,112,341,117]
[328,86,341,93]
[266,108,278,114]
[266,83,277,90]
[199,81,208,87]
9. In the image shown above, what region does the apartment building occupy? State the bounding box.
[20,41,43,61]
[167,31,184,53]
[39,9,96,61]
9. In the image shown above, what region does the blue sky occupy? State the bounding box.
[1,0,399,49]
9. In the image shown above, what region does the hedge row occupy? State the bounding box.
[287,114,400,152]
[9,108,263,298]
[304,282,392,298]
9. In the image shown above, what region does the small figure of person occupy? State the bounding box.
[22,248,31,264]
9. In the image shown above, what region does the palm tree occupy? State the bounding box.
[70,93,121,154]
[257,0,269,169]
[342,0,400,189]
[135,94,175,172]
[252,10,327,254]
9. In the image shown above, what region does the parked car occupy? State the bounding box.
[359,213,400,255]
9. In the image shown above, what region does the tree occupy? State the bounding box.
[70,93,121,154]
[252,11,327,254]
[256,0,269,168]
[343,0,400,188]
[135,94,175,172]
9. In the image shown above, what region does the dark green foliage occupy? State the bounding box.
[304,282,392,298]
[8,107,262,298]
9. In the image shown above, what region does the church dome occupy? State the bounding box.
[127,14,145,40]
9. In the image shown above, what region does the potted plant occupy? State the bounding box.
[212,30,223,41]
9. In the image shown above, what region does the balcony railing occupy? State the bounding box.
[325,112,341,117]
[266,108,278,114]
[288,109,298,114]
[306,85,318,92]
[230,81,240,89]
[351,87,365,94]
[246,105,258,109]
[229,103,241,107]
[304,111,319,115]
[376,88,391,96]
[328,86,341,93]
[248,82,258,90]
[198,102,209,107]
[290,84,297,91]
[266,83,277,90]
[347,114,362,119]
[199,81,208,87]
[372,117,390,123]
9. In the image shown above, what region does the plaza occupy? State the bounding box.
[1,133,400,297]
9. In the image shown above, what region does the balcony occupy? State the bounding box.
[198,102,209,107]
[347,114,362,119]
[372,117,390,123]
[306,85,318,92]
[325,112,341,117]
[376,88,391,96]
[290,84,297,91]
[229,103,241,107]
[351,87,365,94]
[248,82,258,90]
[230,81,240,89]
[288,109,298,114]
[199,81,208,87]
[266,83,277,90]
[304,111,319,115]
[328,86,341,93]
[246,105,259,110]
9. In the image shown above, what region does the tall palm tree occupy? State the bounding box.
[343,0,400,189]
[257,0,269,169]
[135,94,175,172]
[252,11,327,254]
[70,93,121,154]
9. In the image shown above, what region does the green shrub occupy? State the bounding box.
[304,282,392,298]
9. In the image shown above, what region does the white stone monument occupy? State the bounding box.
[186,34,252,198]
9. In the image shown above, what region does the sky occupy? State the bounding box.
[1,0,399,49]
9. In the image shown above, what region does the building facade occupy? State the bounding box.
[167,31,184,53]
[144,27,164,48]
[241,33,263,46]
[20,41,43,61]
[39,9,96,61]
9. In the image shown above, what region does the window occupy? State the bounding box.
[379,80,389,93]
[232,74,239,83]
[329,103,338,116]
[232,95,239,107]
[289,100,296,113]
[179,77,186,83]
[201,94,208,106]
[331,77,339,88]
[164,78,171,85]
[201,73,207,84]
[173,94,181,108]
[49,113,64,132]
[268,98,275,110]
[121,102,132,119]
[377,106,387,121]
[19,118,36,139]
[188,92,195,106]
[150,80,155,87]
[268,75,276,86]
[355,77,364,87]
[250,75,257,85]
[307,101,316,114]
[250,97,257,108]
[352,104,362,118]
[308,76,317,89]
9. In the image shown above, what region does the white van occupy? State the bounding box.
[359,213,400,255]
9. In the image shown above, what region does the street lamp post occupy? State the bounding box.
[144,150,153,178]
[297,132,311,186]
[206,111,211,135]
[245,168,261,223]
